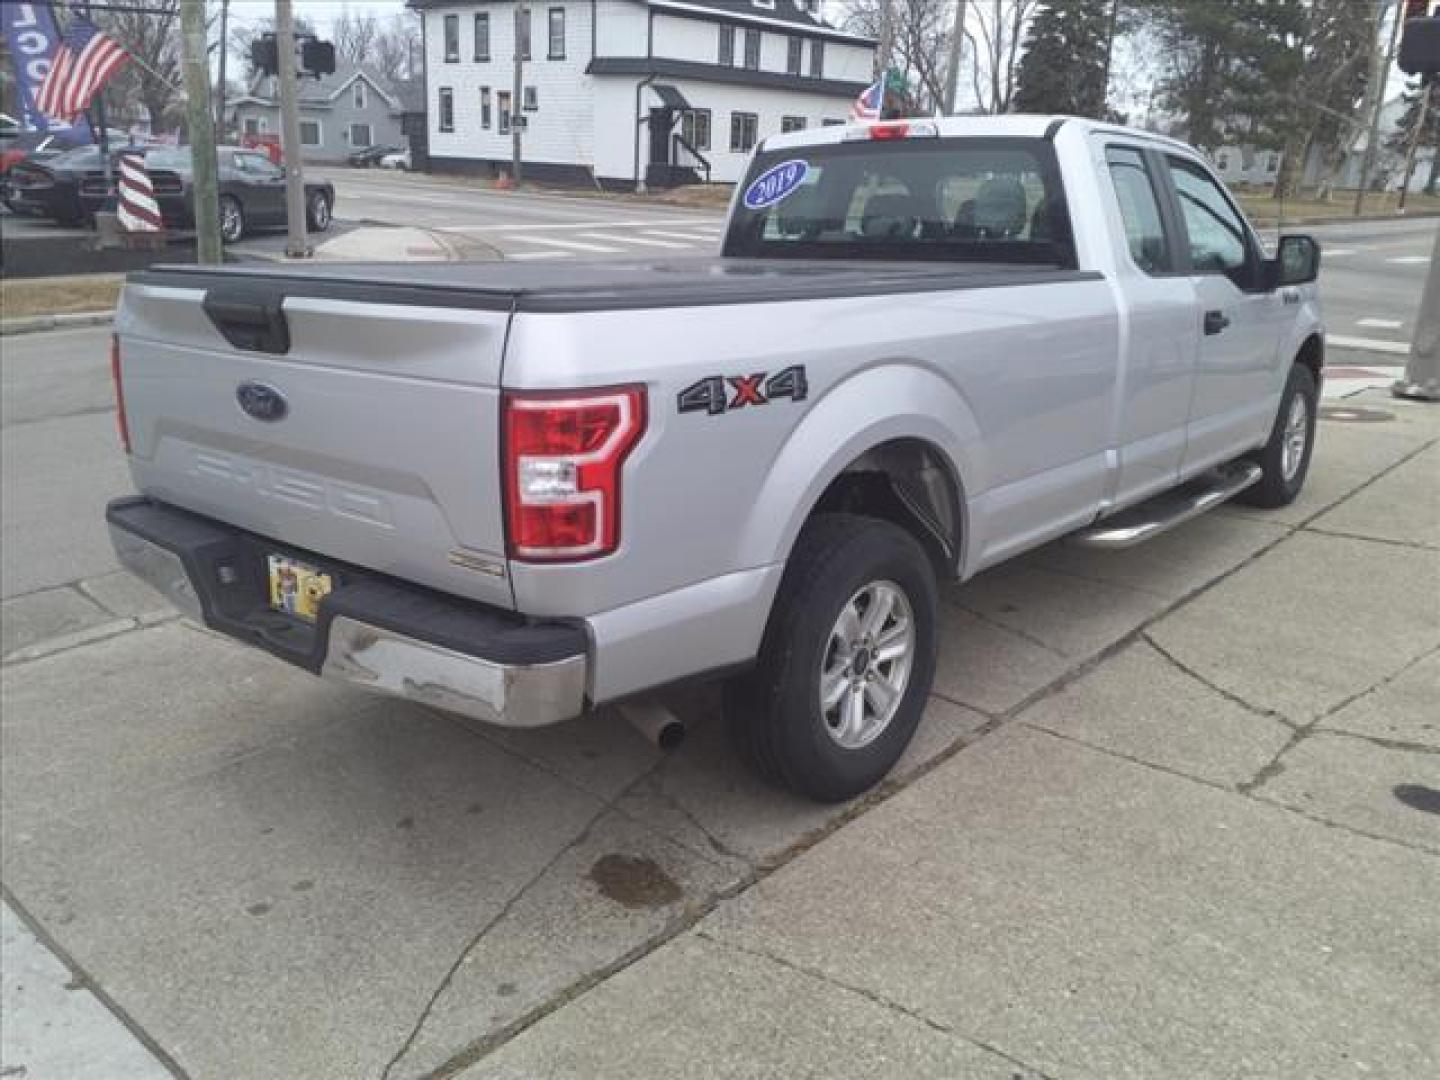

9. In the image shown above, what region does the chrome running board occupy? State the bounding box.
[1071,461,1263,550]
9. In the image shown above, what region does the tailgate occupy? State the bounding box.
[116,270,517,610]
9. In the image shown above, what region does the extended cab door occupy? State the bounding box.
[1099,142,1199,509]
[1162,155,1288,474]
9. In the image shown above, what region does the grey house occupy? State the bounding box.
[228,64,405,162]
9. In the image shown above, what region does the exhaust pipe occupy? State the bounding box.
[619,699,686,751]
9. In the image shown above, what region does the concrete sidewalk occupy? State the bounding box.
[1,370,1435,1080]
[463,389,1440,1080]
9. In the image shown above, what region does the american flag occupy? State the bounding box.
[850,78,885,123]
[35,17,130,123]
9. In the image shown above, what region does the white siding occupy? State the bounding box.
[650,12,715,62]
[595,0,648,56]
[824,41,872,82]
[426,2,595,170]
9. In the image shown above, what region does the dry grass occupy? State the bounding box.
[0,274,123,321]
[1236,190,1440,226]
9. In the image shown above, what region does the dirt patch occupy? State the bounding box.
[587,853,683,909]
[1,275,122,319]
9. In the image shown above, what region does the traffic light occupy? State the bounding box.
[250,35,279,77]
[1399,0,1440,77]
[300,39,336,78]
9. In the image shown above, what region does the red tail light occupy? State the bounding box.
[110,334,131,454]
[503,386,646,562]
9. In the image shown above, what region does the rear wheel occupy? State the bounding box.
[306,191,331,232]
[219,195,244,243]
[726,514,938,802]
[1236,362,1317,508]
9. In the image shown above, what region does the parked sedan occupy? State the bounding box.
[4,145,335,241]
[346,144,402,168]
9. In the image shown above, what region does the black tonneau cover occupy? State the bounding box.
[130,256,1099,314]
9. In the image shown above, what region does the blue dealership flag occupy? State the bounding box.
[1,1,94,139]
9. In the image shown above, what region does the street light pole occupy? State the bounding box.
[1355,0,1404,216]
[275,0,310,257]
[1393,224,1440,401]
[215,0,230,136]
[942,1,967,115]
[512,1,527,184]
[179,0,221,264]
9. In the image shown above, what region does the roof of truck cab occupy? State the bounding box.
[760,115,1196,156]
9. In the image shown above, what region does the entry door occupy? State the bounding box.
[1163,155,1288,473]
[649,108,674,165]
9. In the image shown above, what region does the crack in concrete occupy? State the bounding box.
[1,885,193,1080]
[1300,525,1440,553]
[1314,728,1440,757]
[0,402,119,433]
[637,772,754,867]
[942,591,1072,660]
[1239,646,1440,796]
[1027,724,1440,859]
[1142,632,1301,732]
[697,932,1062,1080]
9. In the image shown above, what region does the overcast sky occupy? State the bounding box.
[224,0,409,39]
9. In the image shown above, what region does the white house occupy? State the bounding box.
[409,0,876,186]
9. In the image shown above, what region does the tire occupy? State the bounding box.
[1235,362,1317,508]
[306,191,331,232]
[219,195,244,243]
[726,513,938,803]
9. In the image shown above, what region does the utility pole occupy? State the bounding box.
[1355,0,1404,216]
[512,1,528,184]
[1392,222,1440,401]
[215,0,230,136]
[275,0,310,257]
[942,1,968,115]
[875,0,895,79]
[1397,78,1433,211]
[180,0,222,264]
[82,2,113,212]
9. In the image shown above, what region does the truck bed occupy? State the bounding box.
[132,256,1098,313]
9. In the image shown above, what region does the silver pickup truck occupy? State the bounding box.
[106,116,1323,801]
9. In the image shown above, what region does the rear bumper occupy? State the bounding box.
[105,497,588,728]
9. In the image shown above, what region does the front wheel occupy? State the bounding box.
[726,514,938,802]
[1236,362,1317,508]
[218,195,244,243]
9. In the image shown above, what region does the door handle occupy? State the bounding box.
[1203,310,1230,336]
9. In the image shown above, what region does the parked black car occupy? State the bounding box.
[346,144,402,168]
[3,145,335,241]
[1,129,126,214]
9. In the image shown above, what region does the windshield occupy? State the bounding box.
[724,136,1075,268]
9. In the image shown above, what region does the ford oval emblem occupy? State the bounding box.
[236,381,288,422]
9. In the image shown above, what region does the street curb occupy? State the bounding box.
[0,310,115,337]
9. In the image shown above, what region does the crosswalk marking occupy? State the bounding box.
[1328,334,1410,356]
[582,232,692,249]
[640,230,721,243]
[1322,248,1354,257]
[1387,255,1429,265]
[1357,317,1403,330]
[508,250,574,261]
[511,234,622,253]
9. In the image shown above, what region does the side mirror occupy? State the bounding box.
[1269,234,1320,288]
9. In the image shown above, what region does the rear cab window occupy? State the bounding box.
[724,135,1076,268]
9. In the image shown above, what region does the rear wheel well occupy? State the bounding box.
[808,439,963,580]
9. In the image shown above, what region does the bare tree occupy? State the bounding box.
[333,8,381,67]
[96,0,182,133]
[844,0,953,112]
[372,14,422,84]
[966,0,1038,114]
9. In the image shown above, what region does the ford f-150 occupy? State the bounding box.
[105,116,1324,801]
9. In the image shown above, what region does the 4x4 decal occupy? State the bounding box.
[677,365,808,416]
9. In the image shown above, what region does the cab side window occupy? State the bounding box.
[1166,157,1249,276]
[1106,147,1170,274]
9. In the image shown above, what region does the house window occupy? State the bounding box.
[730,111,757,152]
[352,79,366,110]
[781,116,806,133]
[481,87,492,129]
[743,29,761,70]
[438,87,454,132]
[524,85,538,111]
[349,122,372,147]
[680,108,711,151]
[787,37,802,75]
[719,25,734,66]
[518,7,531,60]
[299,119,321,146]
[443,14,458,61]
[821,118,844,126]
[474,13,490,60]
[243,116,263,136]
[810,40,824,77]
[548,8,565,59]
[498,90,512,134]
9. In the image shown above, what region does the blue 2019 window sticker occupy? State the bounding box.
[743,159,810,210]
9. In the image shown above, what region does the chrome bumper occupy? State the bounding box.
[108,515,587,730]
